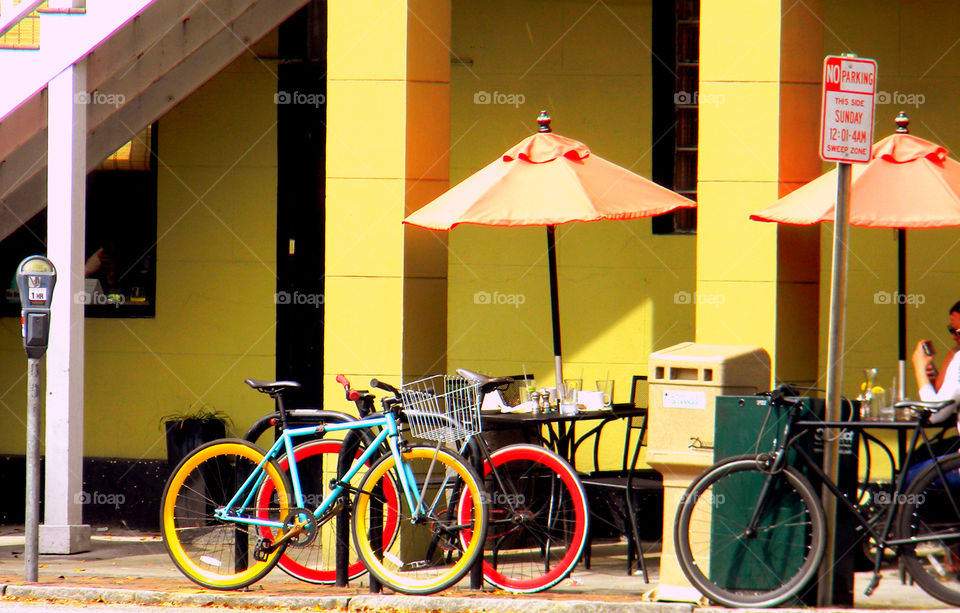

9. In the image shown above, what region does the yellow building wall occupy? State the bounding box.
[0,42,280,457]
[697,0,823,389]
[818,1,960,403]
[323,0,451,415]
[448,0,695,440]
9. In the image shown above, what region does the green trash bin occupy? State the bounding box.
[712,395,859,606]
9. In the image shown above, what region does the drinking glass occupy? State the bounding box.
[595,380,614,407]
[561,379,580,415]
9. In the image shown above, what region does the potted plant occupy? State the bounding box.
[161,404,232,469]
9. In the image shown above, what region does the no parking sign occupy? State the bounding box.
[820,55,877,163]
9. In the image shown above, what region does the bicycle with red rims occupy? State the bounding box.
[246,377,400,585]
[387,369,589,593]
[251,372,589,593]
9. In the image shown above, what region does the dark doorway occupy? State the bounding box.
[276,0,326,407]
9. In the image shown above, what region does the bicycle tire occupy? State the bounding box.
[458,443,588,592]
[257,439,400,584]
[674,454,826,607]
[352,445,489,594]
[897,452,960,606]
[161,439,292,589]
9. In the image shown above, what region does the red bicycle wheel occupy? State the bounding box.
[460,444,588,592]
[257,439,399,583]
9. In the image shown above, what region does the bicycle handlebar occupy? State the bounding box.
[370,378,400,396]
[335,374,377,417]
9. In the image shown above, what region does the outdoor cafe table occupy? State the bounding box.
[480,404,647,471]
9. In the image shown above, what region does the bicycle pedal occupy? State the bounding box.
[253,538,273,562]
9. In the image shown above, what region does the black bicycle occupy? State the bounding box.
[674,387,960,607]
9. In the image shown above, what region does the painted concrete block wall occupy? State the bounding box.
[697,0,824,391]
[323,0,451,416]
[0,45,279,457]
[448,0,695,449]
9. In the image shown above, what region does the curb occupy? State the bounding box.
[0,583,695,613]
[349,595,692,613]
[1,584,350,610]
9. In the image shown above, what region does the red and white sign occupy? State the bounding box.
[820,55,877,163]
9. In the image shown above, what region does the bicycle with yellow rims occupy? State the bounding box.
[160,376,489,594]
[161,438,292,589]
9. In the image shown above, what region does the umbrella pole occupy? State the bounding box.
[818,161,853,607]
[898,228,906,400]
[546,225,564,400]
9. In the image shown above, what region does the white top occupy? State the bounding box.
[918,352,960,424]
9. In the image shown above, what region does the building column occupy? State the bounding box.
[696,0,823,385]
[323,0,450,405]
[40,56,90,553]
[648,0,824,600]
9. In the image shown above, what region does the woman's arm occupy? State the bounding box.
[914,341,960,429]
[935,347,957,391]
[914,340,936,399]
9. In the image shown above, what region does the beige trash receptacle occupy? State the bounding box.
[645,342,770,602]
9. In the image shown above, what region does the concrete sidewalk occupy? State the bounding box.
[0,528,952,612]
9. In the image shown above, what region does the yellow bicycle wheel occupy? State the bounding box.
[161,439,292,589]
[352,445,488,594]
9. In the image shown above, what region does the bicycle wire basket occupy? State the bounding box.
[399,375,482,444]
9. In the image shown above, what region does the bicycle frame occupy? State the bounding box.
[213,412,431,530]
[749,400,960,571]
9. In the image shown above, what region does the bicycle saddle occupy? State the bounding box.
[455,369,513,393]
[893,398,957,424]
[244,378,302,396]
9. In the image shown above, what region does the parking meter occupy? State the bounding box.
[16,256,56,359]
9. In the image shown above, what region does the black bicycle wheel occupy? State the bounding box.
[674,455,826,607]
[897,452,960,606]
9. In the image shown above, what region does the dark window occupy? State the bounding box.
[0,124,158,317]
[652,0,698,234]
[84,124,158,318]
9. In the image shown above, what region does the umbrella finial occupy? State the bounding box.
[537,110,552,133]
[895,111,910,133]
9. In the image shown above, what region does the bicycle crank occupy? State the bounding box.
[254,507,318,558]
[280,507,319,548]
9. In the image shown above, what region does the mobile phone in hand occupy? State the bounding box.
[922,340,935,356]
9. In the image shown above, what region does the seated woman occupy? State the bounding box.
[908,330,960,484]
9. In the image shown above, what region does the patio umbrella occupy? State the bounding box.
[404,111,696,396]
[750,113,960,397]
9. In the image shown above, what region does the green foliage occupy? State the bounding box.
[160,403,234,430]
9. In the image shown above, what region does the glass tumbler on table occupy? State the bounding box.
[595,379,614,407]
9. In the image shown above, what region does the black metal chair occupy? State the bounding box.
[579,375,661,581]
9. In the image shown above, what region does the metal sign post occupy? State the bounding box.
[817,54,877,606]
[16,256,56,583]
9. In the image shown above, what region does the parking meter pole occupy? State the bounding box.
[15,255,56,580]
[818,161,852,607]
[24,356,41,582]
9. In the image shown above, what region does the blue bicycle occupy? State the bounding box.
[160,376,489,594]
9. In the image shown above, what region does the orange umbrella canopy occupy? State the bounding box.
[404,113,695,395]
[751,117,960,397]
[404,128,695,230]
[750,132,960,228]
